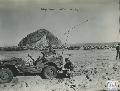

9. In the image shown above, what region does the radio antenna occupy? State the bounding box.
[64,18,88,46]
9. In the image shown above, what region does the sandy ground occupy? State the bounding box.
[0,48,120,91]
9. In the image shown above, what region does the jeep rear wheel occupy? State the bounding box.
[42,66,57,79]
[0,68,13,84]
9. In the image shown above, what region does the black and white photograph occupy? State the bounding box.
[0,0,119,91]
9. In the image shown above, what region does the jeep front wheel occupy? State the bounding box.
[42,66,57,79]
[0,68,13,84]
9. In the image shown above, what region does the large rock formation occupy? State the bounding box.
[18,29,61,50]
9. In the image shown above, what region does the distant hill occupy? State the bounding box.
[68,42,118,49]
[18,29,61,50]
[0,46,25,51]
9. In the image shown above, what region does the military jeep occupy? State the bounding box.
[0,52,63,84]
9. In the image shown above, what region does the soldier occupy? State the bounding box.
[63,58,74,78]
[116,43,120,60]
[64,58,74,71]
[35,52,48,65]
[48,45,56,54]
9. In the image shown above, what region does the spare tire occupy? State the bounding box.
[42,66,57,79]
[0,68,13,84]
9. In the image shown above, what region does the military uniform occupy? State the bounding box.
[116,43,120,60]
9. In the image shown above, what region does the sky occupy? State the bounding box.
[0,0,119,47]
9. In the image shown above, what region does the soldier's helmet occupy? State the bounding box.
[65,58,70,62]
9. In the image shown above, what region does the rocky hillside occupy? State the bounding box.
[18,29,61,49]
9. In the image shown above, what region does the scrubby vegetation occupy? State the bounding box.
[0,46,26,51]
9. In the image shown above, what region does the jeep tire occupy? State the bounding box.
[42,66,57,79]
[0,68,13,84]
